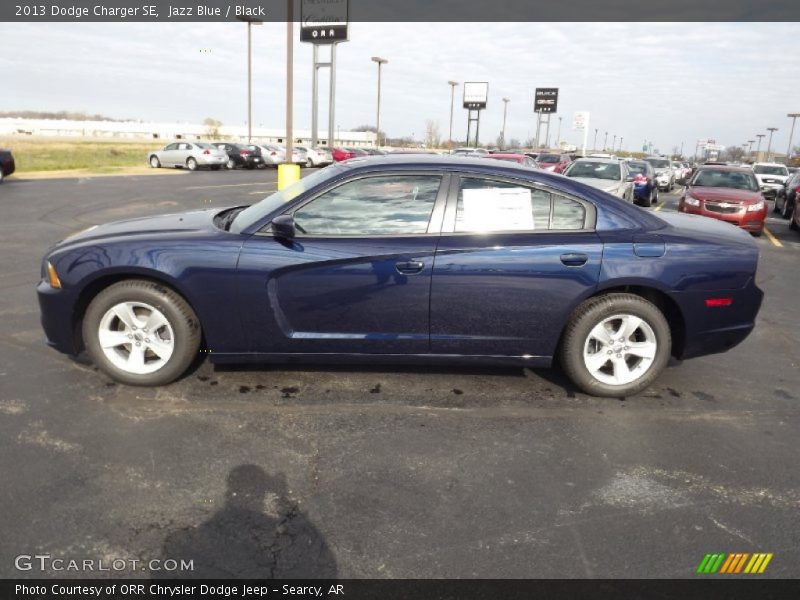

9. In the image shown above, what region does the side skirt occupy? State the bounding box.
[208,352,552,369]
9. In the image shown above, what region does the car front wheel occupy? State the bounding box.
[186,157,198,171]
[82,280,201,386]
[149,156,161,168]
[559,293,671,397]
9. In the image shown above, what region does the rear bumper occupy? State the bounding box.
[673,278,764,360]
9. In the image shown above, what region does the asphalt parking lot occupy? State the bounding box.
[1,169,798,578]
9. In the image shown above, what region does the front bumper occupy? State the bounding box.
[679,203,766,232]
[37,279,80,355]
[759,184,782,199]
[655,174,672,189]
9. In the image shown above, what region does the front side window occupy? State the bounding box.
[565,161,621,181]
[293,175,441,236]
[454,178,587,233]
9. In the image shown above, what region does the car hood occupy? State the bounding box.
[55,208,219,248]
[688,186,761,203]
[754,173,788,183]
[569,177,622,193]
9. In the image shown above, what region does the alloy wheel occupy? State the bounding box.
[583,314,658,386]
[97,301,174,375]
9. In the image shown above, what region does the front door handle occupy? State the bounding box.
[395,260,425,274]
[560,252,589,267]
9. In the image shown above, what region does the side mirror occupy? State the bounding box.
[624,175,635,182]
[677,178,687,186]
[271,214,296,239]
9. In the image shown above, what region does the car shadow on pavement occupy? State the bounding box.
[156,465,337,578]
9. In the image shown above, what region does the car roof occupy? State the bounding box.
[695,164,754,173]
[485,153,526,159]
[572,157,621,164]
[752,162,786,167]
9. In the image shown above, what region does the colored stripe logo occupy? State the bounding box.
[697,553,773,574]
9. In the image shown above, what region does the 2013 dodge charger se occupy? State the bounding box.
[37,156,763,397]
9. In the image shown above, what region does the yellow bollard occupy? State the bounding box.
[277,163,301,190]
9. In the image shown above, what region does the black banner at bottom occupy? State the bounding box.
[4,579,800,600]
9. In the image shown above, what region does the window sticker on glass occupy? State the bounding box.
[460,187,535,232]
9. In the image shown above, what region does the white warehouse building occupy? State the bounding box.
[0,118,377,147]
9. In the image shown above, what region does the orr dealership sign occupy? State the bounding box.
[301,0,349,43]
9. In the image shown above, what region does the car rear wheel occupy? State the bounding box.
[306,158,315,168]
[791,206,799,231]
[559,293,671,398]
[186,157,198,171]
[773,194,782,214]
[82,280,201,386]
[226,159,236,170]
[149,156,161,168]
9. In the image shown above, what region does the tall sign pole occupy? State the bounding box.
[787,113,799,161]
[448,81,458,148]
[463,82,489,148]
[534,88,558,150]
[573,111,589,157]
[301,0,349,150]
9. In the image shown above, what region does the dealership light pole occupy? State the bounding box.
[371,56,388,148]
[619,136,623,152]
[237,14,263,143]
[603,131,608,151]
[448,81,458,148]
[755,133,765,159]
[766,127,778,161]
[747,139,755,159]
[555,115,562,148]
[787,114,800,161]
[501,97,510,149]
[593,128,598,151]
[612,134,616,151]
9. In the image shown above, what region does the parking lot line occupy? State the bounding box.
[763,225,783,248]
[186,182,273,190]
[654,202,665,211]
[249,189,276,195]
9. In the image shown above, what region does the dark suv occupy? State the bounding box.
[0,149,15,183]
[211,143,264,170]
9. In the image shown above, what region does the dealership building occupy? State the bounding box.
[0,118,378,148]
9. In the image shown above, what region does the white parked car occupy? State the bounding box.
[643,157,675,191]
[148,142,227,171]
[295,145,333,168]
[752,162,790,200]
[562,157,634,202]
[257,144,285,167]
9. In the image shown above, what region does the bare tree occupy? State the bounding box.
[203,117,222,138]
[424,120,441,149]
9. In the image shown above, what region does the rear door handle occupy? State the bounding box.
[395,260,425,274]
[560,252,589,267]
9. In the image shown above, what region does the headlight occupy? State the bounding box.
[747,201,765,212]
[46,261,62,289]
[684,196,700,207]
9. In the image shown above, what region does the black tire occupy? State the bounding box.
[226,159,236,170]
[306,158,315,168]
[149,155,161,168]
[773,193,782,214]
[781,197,793,220]
[790,207,799,231]
[559,293,672,398]
[82,280,201,386]
[186,157,198,171]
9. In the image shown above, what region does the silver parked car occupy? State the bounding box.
[279,145,308,165]
[562,157,634,202]
[643,156,675,191]
[295,145,333,168]
[258,144,285,167]
[148,142,227,171]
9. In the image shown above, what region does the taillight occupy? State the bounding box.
[634,175,647,184]
[270,151,277,156]
[203,149,211,155]
[240,150,249,156]
[794,185,800,193]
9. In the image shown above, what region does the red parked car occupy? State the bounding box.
[678,165,767,236]
[535,153,571,173]
[331,147,356,162]
[482,153,538,167]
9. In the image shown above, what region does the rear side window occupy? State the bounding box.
[454,178,587,232]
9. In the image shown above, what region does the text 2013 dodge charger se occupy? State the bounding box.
[37,156,763,397]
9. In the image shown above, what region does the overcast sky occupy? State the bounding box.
[2,22,799,153]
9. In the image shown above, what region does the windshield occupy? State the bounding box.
[627,162,648,175]
[753,165,788,176]
[195,142,215,149]
[692,169,759,191]
[565,161,621,181]
[537,154,560,163]
[645,158,670,169]
[230,165,344,233]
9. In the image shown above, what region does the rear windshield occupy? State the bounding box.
[627,162,648,175]
[692,169,759,191]
[537,154,560,163]
[753,165,788,176]
[565,161,621,181]
[195,143,215,149]
[645,158,670,169]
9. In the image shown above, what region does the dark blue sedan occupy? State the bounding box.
[626,160,659,207]
[37,156,763,397]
